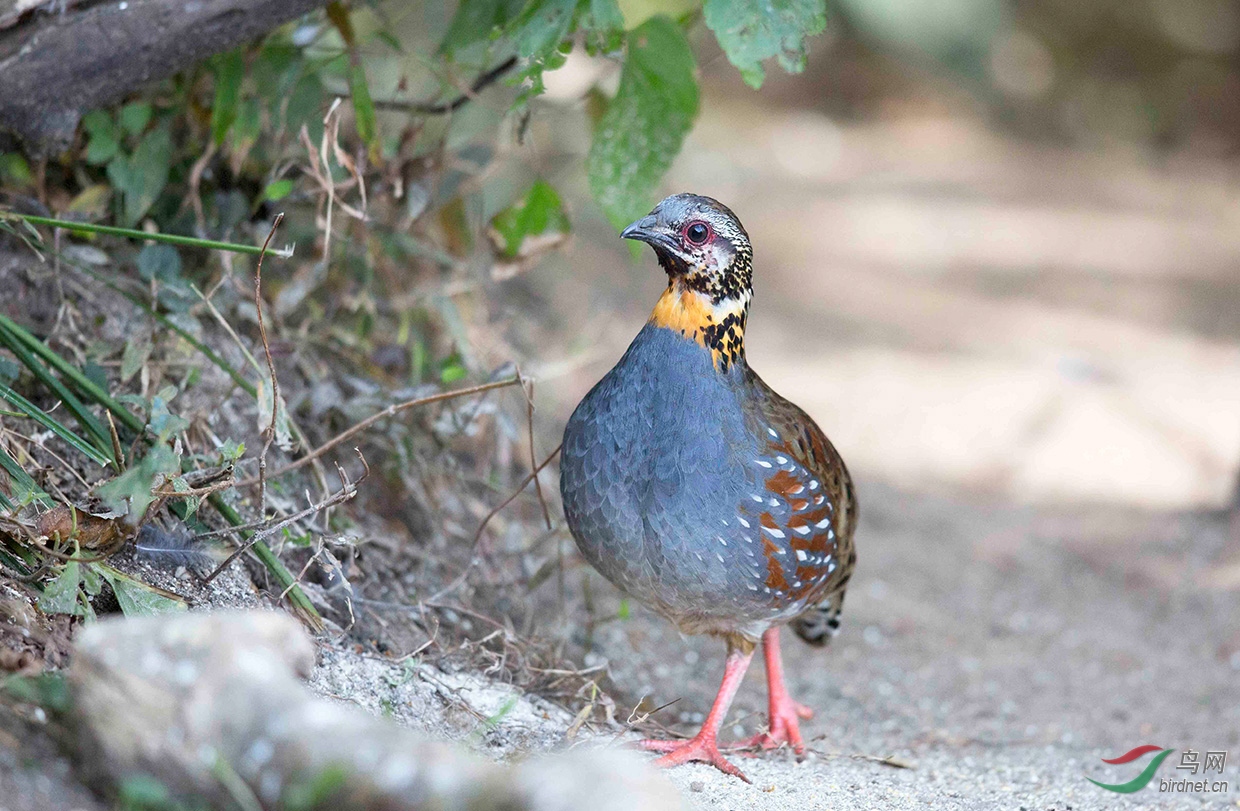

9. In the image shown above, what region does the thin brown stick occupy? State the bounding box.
[254,212,284,518]
[105,410,123,469]
[204,450,368,584]
[520,373,552,530]
[372,56,518,115]
[428,442,562,603]
[234,377,521,487]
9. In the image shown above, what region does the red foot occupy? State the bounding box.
[729,698,813,753]
[639,735,751,782]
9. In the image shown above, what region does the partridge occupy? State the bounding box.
[560,193,858,781]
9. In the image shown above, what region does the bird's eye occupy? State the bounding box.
[684,221,711,245]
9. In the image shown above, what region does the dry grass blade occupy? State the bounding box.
[519,373,552,531]
[254,213,284,517]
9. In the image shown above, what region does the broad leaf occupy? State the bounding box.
[81,111,120,166]
[211,50,245,146]
[587,16,698,230]
[95,443,180,521]
[440,0,526,54]
[38,562,83,616]
[703,0,827,87]
[489,180,570,258]
[118,103,152,136]
[98,565,186,616]
[110,126,172,227]
[507,0,579,96]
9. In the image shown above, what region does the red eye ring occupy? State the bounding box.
[683,221,711,245]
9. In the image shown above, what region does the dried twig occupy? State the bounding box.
[204,450,369,584]
[428,442,562,603]
[234,376,521,487]
[372,56,517,115]
[254,213,284,518]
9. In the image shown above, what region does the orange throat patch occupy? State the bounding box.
[648,283,748,371]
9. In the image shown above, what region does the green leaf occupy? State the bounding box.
[581,0,624,53]
[489,179,570,258]
[147,392,189,441]
[441,0,526,54]
[262,179,295,202]
[440,359,467,384]
[120,337,152,384]
[81,111,120,166]
[211,50,245,146]
[0,357,18,385]
[113,127,172,227]
[39,561,84,616]
[136,243,181,283]
[136,243,193,311]
[348,62,378,150]
[98,565,186,616]
[95,443,180,521]
[118,103,153,136]
[0,153,33,187]
[1,672,70,713]
[507,0,579,95]
[703,0,826,87]
[587,16,699,230]
[219,439,246,462]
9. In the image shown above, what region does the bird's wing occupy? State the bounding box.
[740,369,858,630]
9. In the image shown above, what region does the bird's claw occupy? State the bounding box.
[727,698,810,754]
[638,735,751,782]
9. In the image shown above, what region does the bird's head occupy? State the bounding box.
[622,193,753,371]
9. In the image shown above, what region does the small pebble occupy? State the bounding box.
[689,781,704,792]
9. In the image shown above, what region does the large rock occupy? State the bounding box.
[68,610,682,811]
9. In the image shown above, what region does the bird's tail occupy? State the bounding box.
[791,588,847,647]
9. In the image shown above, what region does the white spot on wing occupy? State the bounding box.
[762,526,786,539]
[755,460,772,468]
[795,549,808,562]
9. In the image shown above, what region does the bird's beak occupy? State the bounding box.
[622,214,678,253]
[620,214,659,243]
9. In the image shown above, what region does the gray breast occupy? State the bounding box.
[560,324,790,635]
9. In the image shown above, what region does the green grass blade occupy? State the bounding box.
[0,212,294,258]
[0,445,53,507]
[0,314,142,434]
[0,384,111,467]
[0,323,114,461]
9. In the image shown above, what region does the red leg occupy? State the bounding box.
[729,627,812,754]
[637,644,755,782]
